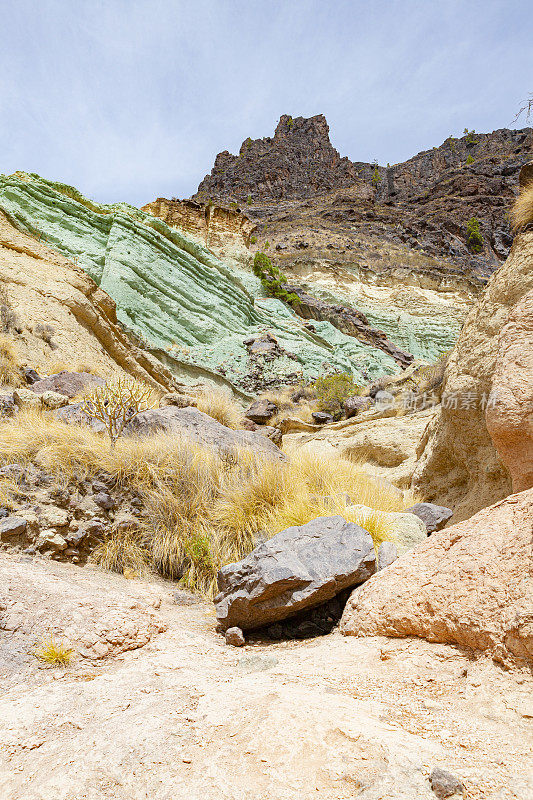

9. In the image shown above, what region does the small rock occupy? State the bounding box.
[13,388,40,409]
[114,512,140,533]
[160,392,197,408]
[429,768,465,798]
[92,492,115,511]
[173,590,201,606]
[225,627,246,647]
[311,411,333,425]
[40,390,69,409]
[254,424,282,447]
[0,394,16,417]
[0,507,9,519]
[38,506,69,528]
[0,516,28,538]
[36,530,68,551]
[377,541,399,570]
[23,367,41,385]
[244,399,277,424]
[406,503,453,535]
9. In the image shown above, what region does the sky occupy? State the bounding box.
[1,0,532,207]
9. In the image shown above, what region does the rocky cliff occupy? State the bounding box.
[0,173,400,394]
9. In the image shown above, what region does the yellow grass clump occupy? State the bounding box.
[511,182,533,231]
[32,635,75,666]
[195,387,242,429]
[0,408,415,597]
[0,335,22,386]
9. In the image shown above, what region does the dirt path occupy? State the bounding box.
[0,555,531,799]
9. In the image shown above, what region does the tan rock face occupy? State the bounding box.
[340,488,533,664]
[0,211,175,389]
[412,226,533,521]
[486,289,533,493]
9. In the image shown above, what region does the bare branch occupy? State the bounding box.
[82,377,156,447]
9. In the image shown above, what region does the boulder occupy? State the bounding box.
[0,517,28,540]
[215,515,376,631]
[485,288,533,494]
[55,403,106,432]
[340,488,533,663]
[31,371,105,399]
[23,367,41,385]
[405,503,453,534]
[244,399,277,424]
[254,424,283,447]
[343,395,372,418]
[311,411,334,425]
[345,504,426,555]
[40,390,69,409]
[125,406,286,462]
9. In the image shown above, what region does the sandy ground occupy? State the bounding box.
[0,554,532,800]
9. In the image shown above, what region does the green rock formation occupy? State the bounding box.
[0,173,398,392]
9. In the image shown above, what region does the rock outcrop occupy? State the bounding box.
[340,488,533,664]
[215,516,376,631]
[485,288,533,494]
[0,173,400,392]
[0,211,176,389]
[412,197,533,521]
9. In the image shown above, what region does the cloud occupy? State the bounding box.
[1,0,531,205]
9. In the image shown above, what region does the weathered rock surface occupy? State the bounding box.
[485,288,533,494]
[0,554,531,799]
[215,515,376,631]
[346,504,427,554]
[30,371,105,398]
[341,489,533,664]
[406,503,454,534]
[413,212,533,521]
[377,541,399,570]
[126,406,286,462]
[244,398,277,424]
[429,767,465,799]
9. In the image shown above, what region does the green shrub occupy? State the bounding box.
[311,372,361,414]
[466,154,474,165]
[264,240,270,250]
[466,217,483,253]
[253,252,300,306]
[250,235,257,244]
[247,194,252,205]
[463,128,477,145]
[371,167,381,186]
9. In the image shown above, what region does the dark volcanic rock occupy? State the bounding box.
[215,515,376,631]
[429,767,465,799]
[245,399,277,424]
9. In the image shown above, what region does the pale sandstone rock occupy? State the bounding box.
[485,289,533,494]
[284,406,437,489]
[341,488,533,663]
[13,387,40,409]
[413,215,533,521]
[39,390,69,409]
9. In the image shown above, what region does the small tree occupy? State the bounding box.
[466,217,483,253]
[82,377,157,447]
[466,154,474,165]
[372,167,382,186]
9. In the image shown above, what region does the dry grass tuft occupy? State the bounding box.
[0,335,22,386]
[0,409,415,596]
[511,182,533,231]
[195,387,242,429]
[32,635,75,666]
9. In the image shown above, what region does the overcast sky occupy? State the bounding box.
[1,0,531,207]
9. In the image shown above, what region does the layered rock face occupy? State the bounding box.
[0,173,400,394]
[412,216,533,521]
[341,488,533,665]
[0,211,174,388]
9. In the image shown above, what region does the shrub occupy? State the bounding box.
[34,323,56,349]
[371,167,381,186]
[247,195,252,205]
[511,182,533,231]
[0,285,18,334]
[466,154,474,165]
[463,128,477,144]
[82,377,156,447]
[252,252,300,306]
[311,372,361,414]
[466,217,483,253]
[250,235,257,244]
[33,635,75,666]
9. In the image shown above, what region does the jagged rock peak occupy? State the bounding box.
[194,113,359,202]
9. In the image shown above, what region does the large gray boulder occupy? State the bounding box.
[215,515,376,631]
[125,406,286,462]
[31,371,105,399]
